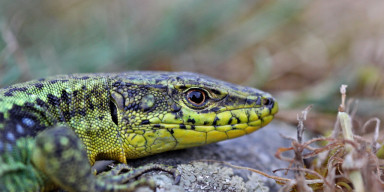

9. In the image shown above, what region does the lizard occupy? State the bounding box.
[0,71,278,192]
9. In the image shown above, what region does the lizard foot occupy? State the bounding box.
[97,163,181,188]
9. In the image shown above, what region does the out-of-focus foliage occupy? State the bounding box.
[1,0,384,131]
[0,0,303,85]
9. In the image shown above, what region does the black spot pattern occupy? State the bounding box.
[73,91,79,97]
[187,118,195,124]
[4,87,28,97]
[227,118,233,125]
[47,94,60,106]
[0,104,49,151]
[87,100,95,110]
[141,120,150,125]
[78,109,86,117]
[61,90,71,105]
[34,83,44,89]
[36,98,47,107]
[212,117,219,126]
[49,80,69,84]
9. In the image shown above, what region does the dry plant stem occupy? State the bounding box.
[325,146,344,191]
[339,112,354,151]
[365,118,379,153]
[339,84,348,112]
[294,105,312,179]
[278,180,296,192]
[273,167,332,188]
[297,105,312,144]
[296,174,314,192]
[339,84,365,192]
[279,133,295,142]
[347,99,359,120]
[366,152,383,180]
[301,138,358,158]
[324,166,337,192]
[361,117,381,155]
[348,170,364,192]
[332,116,341,139]
[275,138,359,165]
[195,160,291,183]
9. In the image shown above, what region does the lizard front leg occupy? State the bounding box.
[32,126,179,192]
[32,126,98,191]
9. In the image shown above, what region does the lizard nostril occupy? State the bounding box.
[262,97,274,108]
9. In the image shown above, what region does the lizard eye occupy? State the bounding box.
[186,89,207,107]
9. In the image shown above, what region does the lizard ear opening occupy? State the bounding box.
[109,100,119,125]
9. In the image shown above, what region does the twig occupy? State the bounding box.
[194,160,291,183]
[361,117,381,153]
[297,105,312,144]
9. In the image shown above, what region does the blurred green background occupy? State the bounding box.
[1,0,384,134]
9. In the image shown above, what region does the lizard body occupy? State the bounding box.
[0,71,278,191]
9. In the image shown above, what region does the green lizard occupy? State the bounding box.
[0,71,278,191]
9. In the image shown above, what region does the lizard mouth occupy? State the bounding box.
[148,114,274,134]
[140,100,278,138]
[134,113,275,153]
[120,101,278,158]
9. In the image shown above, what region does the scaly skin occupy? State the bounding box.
[0,71,278,191]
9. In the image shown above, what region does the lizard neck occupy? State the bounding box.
[0,76,126,164]
[51,77,126,164]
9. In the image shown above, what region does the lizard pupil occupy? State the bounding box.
[187,89,206,106]
[110,100,118,125]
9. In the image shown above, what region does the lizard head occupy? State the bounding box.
[110,72,278,159]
